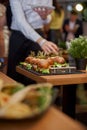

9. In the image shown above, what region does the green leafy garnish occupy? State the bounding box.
[20,62,32,70]
[54,62,68,67]
[38,87,52,110]
[26,64,32,70]
[11,85,24,94]
[40,69,50,74]
[38,87,52,95]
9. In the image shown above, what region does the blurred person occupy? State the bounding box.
[47,0,65,46]
[63,10,83,67]
[0,3,6,58]
[7,0,59,84]
[63,10,83,42]
[0,1,10,60]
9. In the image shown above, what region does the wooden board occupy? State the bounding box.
[16,66,87,86]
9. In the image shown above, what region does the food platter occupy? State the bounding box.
[19,51,85,75]
[19,63,85,76]
[0,82,58,120]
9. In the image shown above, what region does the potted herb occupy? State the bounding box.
[68,36,87,70]
[83,8,87,21]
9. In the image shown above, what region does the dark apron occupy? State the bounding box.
[7,30,43,85]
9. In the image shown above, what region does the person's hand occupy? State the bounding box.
[40,40,59,55]
[33,7,53,20]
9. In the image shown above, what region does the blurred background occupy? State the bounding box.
[0,0,87,126]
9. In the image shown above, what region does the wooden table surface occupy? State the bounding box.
[16,66,87,85]
[16,66,87,118]
[0,107,86,130]
[0,72,86,130]
[0,72,16,85]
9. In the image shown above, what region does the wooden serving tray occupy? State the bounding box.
[18,65,85,76]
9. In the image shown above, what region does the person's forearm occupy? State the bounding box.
[36,37,47,47]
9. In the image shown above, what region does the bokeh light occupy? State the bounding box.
[75,3,83,12]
